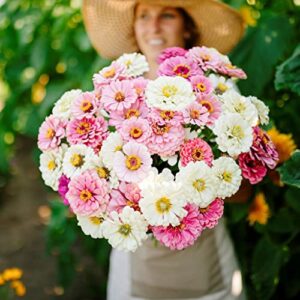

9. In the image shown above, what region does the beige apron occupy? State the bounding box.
[131,227,224,299]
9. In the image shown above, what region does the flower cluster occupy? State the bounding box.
[38,47,278,252]
[0,268,26,298]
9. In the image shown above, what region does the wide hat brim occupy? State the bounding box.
[82,0,246,59]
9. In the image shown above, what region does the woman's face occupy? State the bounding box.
[134,4,186,61]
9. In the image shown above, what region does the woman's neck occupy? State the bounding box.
[145,57,159,80]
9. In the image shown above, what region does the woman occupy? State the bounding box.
[83,1,246,299]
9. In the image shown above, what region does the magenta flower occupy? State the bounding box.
[58,175,70,206]
[101,80,138,113]
[152,204,203,250]
[118,117,151,144]
[238,153,267,184]
[66,170,110,216]
[38,115,66,151]
[198,198,224,229]
[180,138,214,167]
[157,56,200,79]
[157,47,187,64]
[190,75,213,96]
[66,116,108,152]
[182,102,209,126]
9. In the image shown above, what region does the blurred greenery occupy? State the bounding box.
[1,0,300,299]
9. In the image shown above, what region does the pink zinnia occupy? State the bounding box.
[118,117,151,143]
[58,175,70,206]
[216,63,247,79]
[146,114,185,157]
[157,47,187,64]
[107,181,141,213]
[250,127,279,169]
[66,116,108,151]
[197,93,222,127]
[38,115,66,151]
[132,77,149,100]
[180,138,214,167]
[157,56,200,80]
[101,80,138,113]
[70,91,98,118]
[66,170,110,216]
[238,152,268,184]
[113,141,152,183]
[150,108,184,126]
[152,204,203,250]
[109,99,149,129]
[93,61,126,91]
[182,102,209,126]
[190,75,213,96]
[198,198,224,229]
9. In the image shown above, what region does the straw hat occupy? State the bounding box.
[82,0,245,59]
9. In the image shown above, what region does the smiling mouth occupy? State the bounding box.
[148,39,164,46]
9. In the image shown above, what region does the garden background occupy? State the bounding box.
[0,0,300,299]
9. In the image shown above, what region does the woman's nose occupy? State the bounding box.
[148,17,161,33]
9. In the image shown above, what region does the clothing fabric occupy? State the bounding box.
[107,219,246,300]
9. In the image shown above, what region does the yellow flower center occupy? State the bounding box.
[200,100,214,113]
[114,145,122,152]
[89,216,104,225]
[155,197,172,214]
[216,83,228,93]
[222,171,232,183]
[80,189,92,202]
[46,128,55,139]
[97,167,109,179]
[70,154,84,167]
[76,121,91,135]
[201,54,211,61]
[103,67,116,78]
[193,179,206,192]
[162,85,178,98]
[199,206,209,213]
[190,109,200,119]
[152,123,170,135]
[80,100,93,112]
[125,108,140,119]
[125,60,132,67]
[118,223,132,236]
[160,110,174,120]
[115,91,125,102]
[234,102,246,113]
[130,127,143,139]
[191,148,204,161]
[125,155,142,170]
[231,125,244,139]
[196,82,207,92]
[47,160,57,171]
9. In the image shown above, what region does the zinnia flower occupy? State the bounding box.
[198,198,224,229]
[248,192,270,225]
[157,47,187,64]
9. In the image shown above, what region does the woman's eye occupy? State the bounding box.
[161,13,176,19]
[137,13,149,20]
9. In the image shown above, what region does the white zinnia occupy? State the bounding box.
[116,53,149,77]
[77,214,105,239]
[176,161,217,208]
[212,157,242,199]
[102,207,148,252]
[213,113,253,157]
[100,132,124,170]
[52,89,82,120]
[139,177,187,227]
[145,76,195,111]
[248,96,269,125]
[208,74,236,95]
[39,144,67,191]
[62,144,97,178]
[221,90,258,126]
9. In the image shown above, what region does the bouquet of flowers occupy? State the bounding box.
[38,46,278,252]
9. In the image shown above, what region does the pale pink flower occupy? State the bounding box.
[182,102,209,126]
[197,94,222,126]
[180,138,214,167]
[101,80,138,113]
[150,108,184,126]
[109,99,149,129]
[249,127,279,169]
[157,47,187,64]
[157,56,200,79]
[38,115,66,151]
[238,153,267,184]
[67,170,110,216]
[58,175,70,206]
[113,141,152,183]
[132,77,149,100]
[119,117,151,144]
[93,61,126,91]
[146,114,185,157]
[107,181,141,213]
[198,198,224,229]
[187,47,220,72]
[70,91,98,118]
[152,204,203,250]
[216,63,247,79]
[190,75,213,96]
[66,116,108,152]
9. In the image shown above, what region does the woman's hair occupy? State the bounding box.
[178,8,200,49]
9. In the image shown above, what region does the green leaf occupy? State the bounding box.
[285,187,300,214]
[278,150,300,188]
[30,35,49,72]
[224,203,249,224]
[275,44,300,95]
[267,208,296,233]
